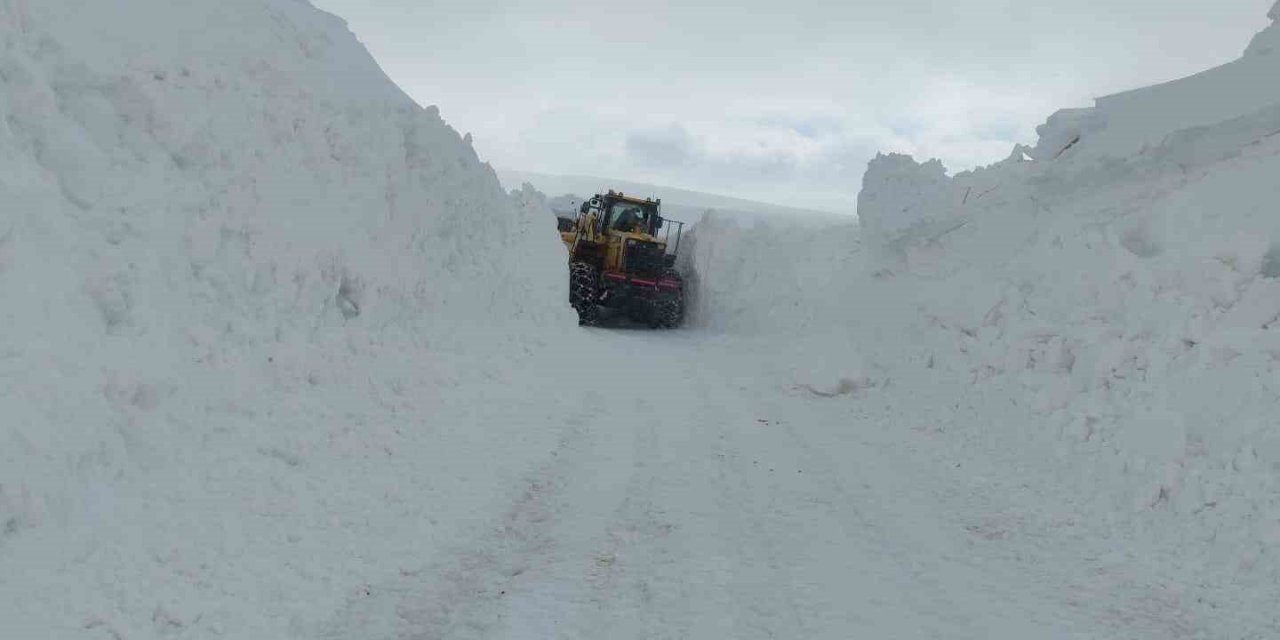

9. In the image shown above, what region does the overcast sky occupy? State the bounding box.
[310,0,1273,213]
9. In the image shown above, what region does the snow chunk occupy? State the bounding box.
[1027,108,1105,160]
[856,153,953,245]
[1245,2,1280,56]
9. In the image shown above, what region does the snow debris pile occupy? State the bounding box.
[0,0,570,637]
[688,6,1280,634]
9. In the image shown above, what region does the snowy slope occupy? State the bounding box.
[679,211,861,334]
[0,1,572,637]
[8,0,1280,638]
[684,5,1280,635]
[1028,2,1280,163]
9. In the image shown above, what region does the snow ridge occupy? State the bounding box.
[686,6,1280,634]
[1,0,569,636]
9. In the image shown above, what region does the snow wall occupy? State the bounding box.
[685,6,1280,630]
[0,0,572,636]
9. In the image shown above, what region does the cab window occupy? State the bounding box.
[606,201,652,232]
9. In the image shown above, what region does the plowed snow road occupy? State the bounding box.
[323,330,1202,640]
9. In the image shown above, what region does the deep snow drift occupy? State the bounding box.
[0,0,572,636]
[686,4,1280,635]
[7,0,1280,637]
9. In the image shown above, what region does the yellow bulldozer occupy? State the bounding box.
[560,190,685,328]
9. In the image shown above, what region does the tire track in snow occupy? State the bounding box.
[680,369,946,639]
[653,341,1113,638]
[761,402,1053,638]
[765,384,1210,639]
[320,409,597,640]
[571,351,825,639]
[822,401,1220,640]
[543,343,939,639]
[321,332,1151,639]
[484,337,964,639]
[569,409,685,638]
[491,353,709,639]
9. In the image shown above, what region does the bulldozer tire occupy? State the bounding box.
[651,270,684,329]
[569,262,601,326]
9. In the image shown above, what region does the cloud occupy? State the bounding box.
[609,115,879,211]
[755,114,845,140]
[312,0,1277,213]
[625,124,696,168]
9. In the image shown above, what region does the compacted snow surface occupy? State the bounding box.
[4,1,1280,638]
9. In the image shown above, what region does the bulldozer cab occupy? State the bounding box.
[567,190,683,275]
[603,199,656,235]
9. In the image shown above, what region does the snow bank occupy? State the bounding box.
[1244,0,1280,56]
[680,210,860,334]
[1032,4,1280,162]
[0,1,571,637]
[686,7,1280,633]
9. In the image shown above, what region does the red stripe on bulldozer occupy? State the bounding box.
[603,271,679,289]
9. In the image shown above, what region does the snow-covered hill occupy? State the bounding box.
[0,1,572,636]
[7,0,1280,637]
[685,4,1280,634]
